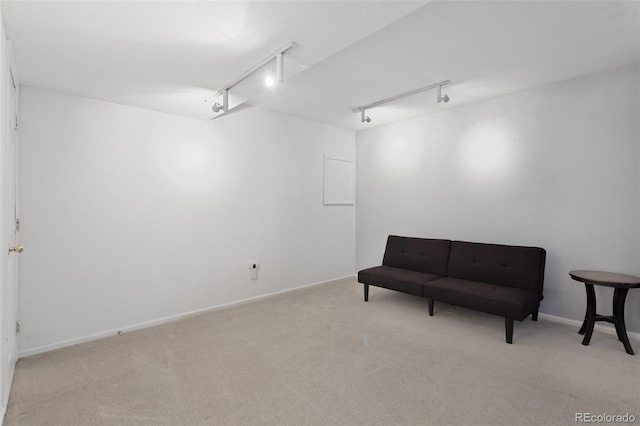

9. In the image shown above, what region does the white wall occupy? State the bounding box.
[19,87,355,355]
[356,64,640,333]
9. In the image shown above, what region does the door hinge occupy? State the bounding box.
[16,322,20,334]
[13,115,19,130]
[15,218,20,232]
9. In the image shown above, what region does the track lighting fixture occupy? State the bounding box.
[206,42,295,117]
[437,84,450,103]
[275,51,284,83]
[211,89,228,113]
[353,79,451,124]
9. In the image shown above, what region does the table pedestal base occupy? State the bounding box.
[579,284,634,355]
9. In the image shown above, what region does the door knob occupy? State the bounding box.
[8,245,23,254]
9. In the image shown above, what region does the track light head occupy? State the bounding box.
[437,84,450,103]
[364,115,371,123]
[211,102,224,113]
[361,110,372,123]
[211,89,229,114]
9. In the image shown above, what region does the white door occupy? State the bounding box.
[2,63,20,408]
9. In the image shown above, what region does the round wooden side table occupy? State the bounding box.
[569,270,640,355]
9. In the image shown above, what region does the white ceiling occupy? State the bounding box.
[2,1,639,131]
[1,0,427,121]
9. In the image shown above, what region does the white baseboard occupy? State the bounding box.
[28,277,637,358]
[19,274,356,358]
[538,313,640,342]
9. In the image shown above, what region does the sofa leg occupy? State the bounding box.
[532,310,538,321]
[505,318,513,344]
[428,299,434,316]
[364,284,369,302]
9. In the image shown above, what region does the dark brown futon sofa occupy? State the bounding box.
[358,235,546,343]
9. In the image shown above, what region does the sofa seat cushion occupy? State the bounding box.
[358,266,443,297]
[422,277,541,320]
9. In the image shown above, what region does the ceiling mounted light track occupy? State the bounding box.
[353,80,451,124]
[206,41,296,115]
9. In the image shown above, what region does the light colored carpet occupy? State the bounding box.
[4,277,640,426]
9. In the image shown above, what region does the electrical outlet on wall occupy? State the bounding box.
[248,261,259,280]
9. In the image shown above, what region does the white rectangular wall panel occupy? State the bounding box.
[323,156,354,206]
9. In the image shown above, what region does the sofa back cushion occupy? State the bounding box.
[382,236,451,276]
[446,241,546,295]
